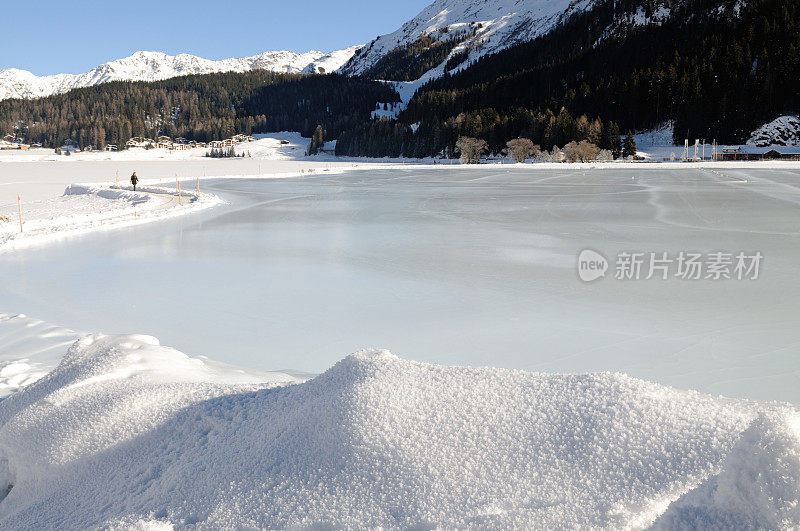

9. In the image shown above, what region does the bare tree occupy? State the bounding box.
[565,140,601,162]
[564,141,580,163]
[456,136,488,164]
[506,138,535,163]
[597,149,614,162]
[576,140,600,162]
[549,145,565,163]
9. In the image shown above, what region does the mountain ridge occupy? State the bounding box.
[0,47,362,101]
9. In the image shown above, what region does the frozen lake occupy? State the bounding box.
[2,166,799,402]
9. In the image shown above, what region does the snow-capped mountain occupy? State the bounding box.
[339,0,674,82]
[0,47,362,101]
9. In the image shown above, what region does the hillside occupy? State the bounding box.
[336,0,800,157]
[0,71,398,150]
[0,48,361,102]
[339,0,600,81]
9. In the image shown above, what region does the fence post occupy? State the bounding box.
[17,195,23,233]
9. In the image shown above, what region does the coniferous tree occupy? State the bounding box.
[623,131,638,159]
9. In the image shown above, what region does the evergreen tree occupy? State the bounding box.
[623,131,638,159]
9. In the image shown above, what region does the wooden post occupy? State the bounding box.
[197,176,200,197]
[115,170,119,189]
[17,195,23,233]
[176,173,182,205]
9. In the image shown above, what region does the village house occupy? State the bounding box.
[126,137,152,149]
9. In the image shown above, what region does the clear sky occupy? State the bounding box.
[0,0,431,75]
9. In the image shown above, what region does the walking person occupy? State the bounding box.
[131,171,139,191]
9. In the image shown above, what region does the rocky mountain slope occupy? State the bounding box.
[338,0,675,83]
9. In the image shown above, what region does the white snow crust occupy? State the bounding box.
[0,334,795,528]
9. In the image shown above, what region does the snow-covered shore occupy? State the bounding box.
[0,323,796,528]
[0,183,222,253]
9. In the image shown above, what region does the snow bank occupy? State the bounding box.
[654,411,800,529]
[0,183,221,253]
[0,336,793,528]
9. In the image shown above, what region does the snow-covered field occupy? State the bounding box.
[2,150,800,527]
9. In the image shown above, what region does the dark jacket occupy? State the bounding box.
[131,174,139,185]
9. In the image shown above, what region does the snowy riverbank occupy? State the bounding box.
[0,320,796,528]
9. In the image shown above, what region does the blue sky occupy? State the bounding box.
[0,0,431,75]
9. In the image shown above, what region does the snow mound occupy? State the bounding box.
[748,116,800,147]
[0,336,792,528]
[653,411,800,529]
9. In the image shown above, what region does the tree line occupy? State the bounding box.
[0,72,398,150]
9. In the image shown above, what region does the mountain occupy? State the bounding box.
[336,0,800,157]
[338,0,673,83]
[0,47,362,102]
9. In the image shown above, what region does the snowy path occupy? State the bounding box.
[0,183,221,253]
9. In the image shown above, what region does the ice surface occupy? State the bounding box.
[0,333,793,528]
[3,166,799,402]
[0,314,79,396]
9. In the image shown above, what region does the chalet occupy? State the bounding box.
[126,137,151,149]
[105,144,118,152]
[2,134,15,142]
[157,140,173,150]
[713,146,800,161]
[762,149,800,160]
[56,144,81,155]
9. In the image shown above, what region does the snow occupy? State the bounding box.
[0,183,221,253]
[0,48,361,101]
[748,115,800,148]
[0,331,795,528]
[653,410,800,528]
[341,0,605,81]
